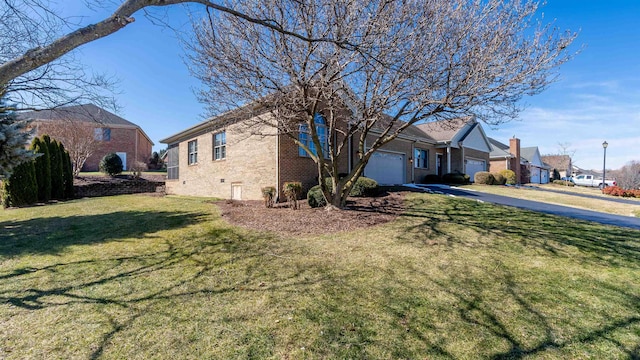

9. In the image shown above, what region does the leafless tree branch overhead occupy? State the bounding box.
[189,0,577,207]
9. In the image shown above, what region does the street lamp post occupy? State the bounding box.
[602,141,608,190]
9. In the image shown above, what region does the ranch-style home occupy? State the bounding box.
[160,108,492,201]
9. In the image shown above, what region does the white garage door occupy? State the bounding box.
[465,159,485,182]
[365,151,405,185]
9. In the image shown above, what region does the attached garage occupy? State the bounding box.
[465,158,486,182]
[364,151,405,184]
[530,166,541,184]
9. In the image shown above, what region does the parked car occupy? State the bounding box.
[572,174,616,189]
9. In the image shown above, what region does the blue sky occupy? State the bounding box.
[66,1,639,170]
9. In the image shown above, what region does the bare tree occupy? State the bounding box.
[42,120,101,175]
[0,0,340,173]
[612,161,640,190]
[189,0,576,208]
[0,0,345,100]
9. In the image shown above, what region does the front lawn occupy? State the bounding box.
[1,194,639,358]
[462,184,640,217]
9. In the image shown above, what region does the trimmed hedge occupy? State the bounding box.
[2,160,37,207]
[553,179,575,187]
[306,176,380,208]
[474,171,495,185]
[349,177,379,197]
[442,172,470,184]
[30,137,51,202]
[499,169,517,185]
[424,174,441,184]
[307,185,326,208]
[492,173,506,185]
[602,186,640,198]
[100,153,124,176]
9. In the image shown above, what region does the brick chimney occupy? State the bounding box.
[509,137,521,184]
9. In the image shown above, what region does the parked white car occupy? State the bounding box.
[572,174,616,189]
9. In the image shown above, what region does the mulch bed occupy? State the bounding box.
[215,191,407,236]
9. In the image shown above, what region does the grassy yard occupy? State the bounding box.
[1,194,640,359]
[461,184,640,218]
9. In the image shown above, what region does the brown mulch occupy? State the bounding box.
[73,174,166,186]
[215,191,408,236]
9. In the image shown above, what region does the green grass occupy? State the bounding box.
[462,184,640,217]
[1,194,640,359]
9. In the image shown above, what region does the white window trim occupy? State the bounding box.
[213,131,226,161]
[188,139,198,165]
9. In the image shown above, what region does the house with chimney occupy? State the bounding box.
[489,137,550,184]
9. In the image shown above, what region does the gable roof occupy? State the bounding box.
[18,104,138,127]
[415,117,473,142]
[18,104,154,145]
[520,147,539,163]
[488,137,514,158]
[541,155,572,170]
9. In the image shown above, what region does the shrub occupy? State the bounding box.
[261,186,276,208]
[492,173,506,185]
[100,153,123,176]
[553,179,575,187]
[602,186,639,198]
[423,174,441,184]
[2,160,38,207]
[442,172,469,184]
[282,181,302,209]
[60,143,74,199]
[46,137,64,200]
[350,176,379,197]
[30,137,51,202]
[474,171,494,184]
[130,161,148,179]
[499,169,517,185]
[307,185,327,208]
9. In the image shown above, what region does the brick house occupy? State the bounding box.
[489,137,550,184]
[415,117,492,181]
[160,109,492,201]
[19,104,154,171]
[541,155,572,179]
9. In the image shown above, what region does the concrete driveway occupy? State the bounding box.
[412,184,640,230]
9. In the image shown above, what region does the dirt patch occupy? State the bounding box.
[215,191,408,235]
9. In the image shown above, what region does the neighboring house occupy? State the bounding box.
[521,146,550,184]
[160,109,492,201]
[19,104,154,171]
[489,137,550,184]
[415,117,492,181]
[541,155,572,179]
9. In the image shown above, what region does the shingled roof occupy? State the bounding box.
[18,104,138,127]
[415,117,474,142]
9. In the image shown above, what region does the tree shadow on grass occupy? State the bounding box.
[400,196,640,268]
[0,210,209,257]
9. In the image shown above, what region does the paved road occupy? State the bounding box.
[527,185,640,205]
[413,184,640,230]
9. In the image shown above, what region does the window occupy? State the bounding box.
[188,140,198,165]
[213,131,226,160]
[167,145,179,179]
[298,113,329,158]
[414,148,429,169]
[94,128,111,141]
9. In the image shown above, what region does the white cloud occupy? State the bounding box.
[485,85,640,170]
